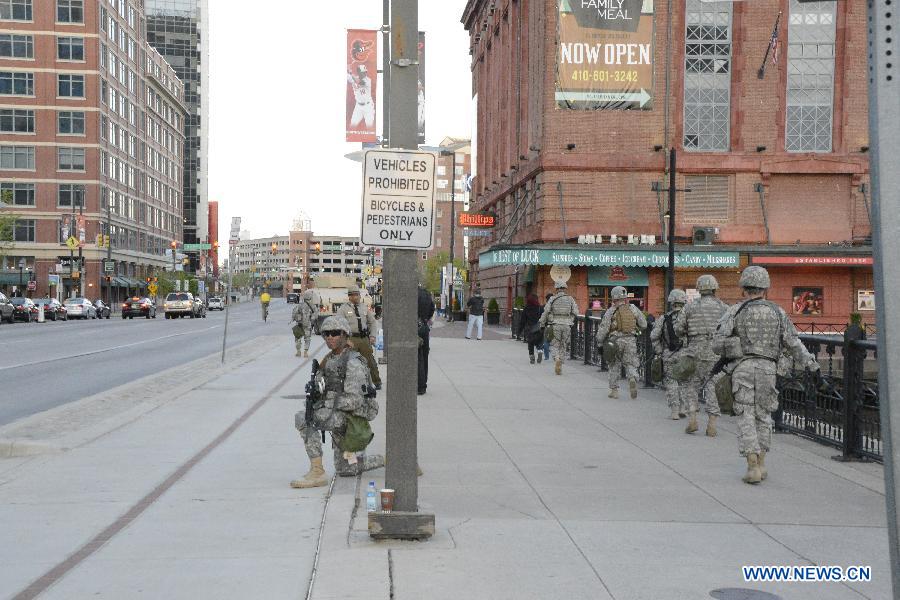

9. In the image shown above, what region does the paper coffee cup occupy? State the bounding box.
[380,488,395,513]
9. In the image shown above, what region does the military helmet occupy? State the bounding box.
[668,289,688,305]
[347,284,361,295]
[301,289,313,301]
[739,266,771,289]
[554,280,568,289]
[696,274,719,292]
[320,315,351,335]
[611,286,628,300]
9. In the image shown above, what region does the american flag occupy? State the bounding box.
[769,18,780,65]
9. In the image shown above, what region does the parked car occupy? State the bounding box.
[63,297,97,319]
[192,297,207,318]
[286,293,300,304]
[163,292,195,318]
[0,292,13,324]
[122,296,157,319]
[33,298,67,321]
[93,299,111,319]
[207,296,224,311]
[10,297,38,322]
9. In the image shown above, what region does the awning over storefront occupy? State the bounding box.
[479,245,740,269]
[588,267,649,286]
[0,272,29,285]
[112,276,130,287]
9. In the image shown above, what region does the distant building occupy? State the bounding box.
[423,138,471,263]
[207,200,218,278]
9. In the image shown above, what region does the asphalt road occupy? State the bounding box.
[0,300,295,426]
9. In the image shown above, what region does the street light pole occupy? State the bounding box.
[18,257,24,296]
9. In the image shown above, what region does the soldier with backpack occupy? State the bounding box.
[596,286,647,399]
[651,289,688,419]
[538,280,579,375]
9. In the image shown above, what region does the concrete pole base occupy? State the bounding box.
[368,511,435,540]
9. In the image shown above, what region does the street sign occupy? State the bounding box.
[148,283,158,295]
[198,281,205,294]
[360,149,436,249]
[463,228,492,238]
[65,236,79,250]
[458,212,497,228]
[184,243,212,251]
[27,280,36,291]
[48,274,60,286]
[102,259,115,273]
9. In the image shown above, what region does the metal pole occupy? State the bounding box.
[221,245,232,364]
[384,0,420,514]
[382,0,390,147]
[666,148,676,300]
[448,150,456,321]
[78,202,84,297]
[867,0,900,593]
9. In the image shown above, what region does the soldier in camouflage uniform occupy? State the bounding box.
[290,315,384,489]
[538,280,579,375]
[291,290,317,357]
[713,266,818,484]
[650,289,687,419]
[674,275,729,436]
[596,286,648,399]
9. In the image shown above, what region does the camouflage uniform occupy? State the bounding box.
[596,297,647,397]
[538,287,579,368]
[338,292,381,386]
[291,293,316,355]
[295,345,383,476]
[675,294,729,417]
[650,302,685,415]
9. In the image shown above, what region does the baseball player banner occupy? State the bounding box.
[555,0,655,110]
[346,29,378,142]
[417,31,425,144]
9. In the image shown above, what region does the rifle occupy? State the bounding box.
[305,359,326,442]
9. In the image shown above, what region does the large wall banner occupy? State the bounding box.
[417,32,426,144]
[556,0,655,110]
[346,29,378,142]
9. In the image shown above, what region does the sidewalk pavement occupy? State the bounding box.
[0,321,891,600]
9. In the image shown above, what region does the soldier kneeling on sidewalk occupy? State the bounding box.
[291,315,384,488]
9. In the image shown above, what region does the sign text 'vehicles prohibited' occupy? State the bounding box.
[361,149,436,249]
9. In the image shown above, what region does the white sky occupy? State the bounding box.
[208,1,473,243]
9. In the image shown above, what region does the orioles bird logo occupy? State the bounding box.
[351,39,374,61]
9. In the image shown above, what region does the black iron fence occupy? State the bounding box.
[794,322,877,336]
[776,324,881,462]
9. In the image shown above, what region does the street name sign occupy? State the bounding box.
[102,259,115,273]
[361,149,435,249]
[184,243,212,251]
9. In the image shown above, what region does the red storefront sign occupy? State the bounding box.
[750,256,873,266]
[458,212,496,228]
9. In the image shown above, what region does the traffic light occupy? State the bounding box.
[96,234,103,246]
[146,277,151,283]
[153,277,158,283]
[314,242,321,254]
[270,242,277,255]
[170,240,177,250]
[105,276,111,283]
[213,240,219,250]
[103,234,110,248]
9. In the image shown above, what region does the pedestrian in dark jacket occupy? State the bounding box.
[520,293,544,364]
[417,285,435,395]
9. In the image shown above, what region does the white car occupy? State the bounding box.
[64,297,97,319]
[207,296,224,311]
[163,292,195,319]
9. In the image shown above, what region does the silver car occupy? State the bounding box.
[163,292,196,319]
[63,297,97,319]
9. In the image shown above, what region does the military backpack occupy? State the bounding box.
[612,304,638,335]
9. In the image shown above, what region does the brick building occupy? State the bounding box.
[207,198,217,277]
[462,0,871,326]
[0,0,186,303]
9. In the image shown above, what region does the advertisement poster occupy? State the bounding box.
[556,0,655,110]
[857,289,875,311]
[417,32,425,144]
[792,287,824,315]
[346,29,378,142]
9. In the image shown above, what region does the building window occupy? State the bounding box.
[57,147,85,171]
[13,218,33,241]
[0,0,31,21]
[0,34,32,58]
[0,109,33,133]
[58,74,84,97]
[683,175,730,223]
[58,183,84,208]
[0,145,33,169]
[56,0,82,23]
[786,0,836,153]
[683,0,732,151]
[57,37,84,61]
[0,71,32,95]
[0,182,34,205]
[58,111,84,135]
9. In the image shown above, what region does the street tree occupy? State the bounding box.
[419,252,467,295]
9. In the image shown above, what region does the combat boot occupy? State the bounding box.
[290,457,327,488]
[685,413,699,434]
[295,350,303,357]
[758,451,767,480]
[554,359,562,375]
[536,353,542,363]
[669,406,680,420]
[628,379,638,399]
[303,350,309,358]
[530,355,535,364]
[706,414,718,437]
[608,388,619,399]
[742,453,762,484]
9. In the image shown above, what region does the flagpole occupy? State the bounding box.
[758,11,782,80]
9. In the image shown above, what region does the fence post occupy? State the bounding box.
[837,324,865,461]
[584,310,592,365]
[643,314,655,387]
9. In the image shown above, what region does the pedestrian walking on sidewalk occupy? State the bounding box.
[520,293,544,364]
[291,290,316,358]
[674,275,729,435]
[541,292,552,361]
[538,281,579,375]
[465,288,485,340]
[338,285,382,390]
[650,289,687,419]
[713,266,819,485]
[596,286,647,399]
[291,315,384,488]
[417,284,435,394]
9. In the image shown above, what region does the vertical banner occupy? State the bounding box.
[346,29,378,142]
[555,0,655,110]
[417,31,426,144]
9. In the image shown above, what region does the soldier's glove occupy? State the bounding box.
[805,361,821,373]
